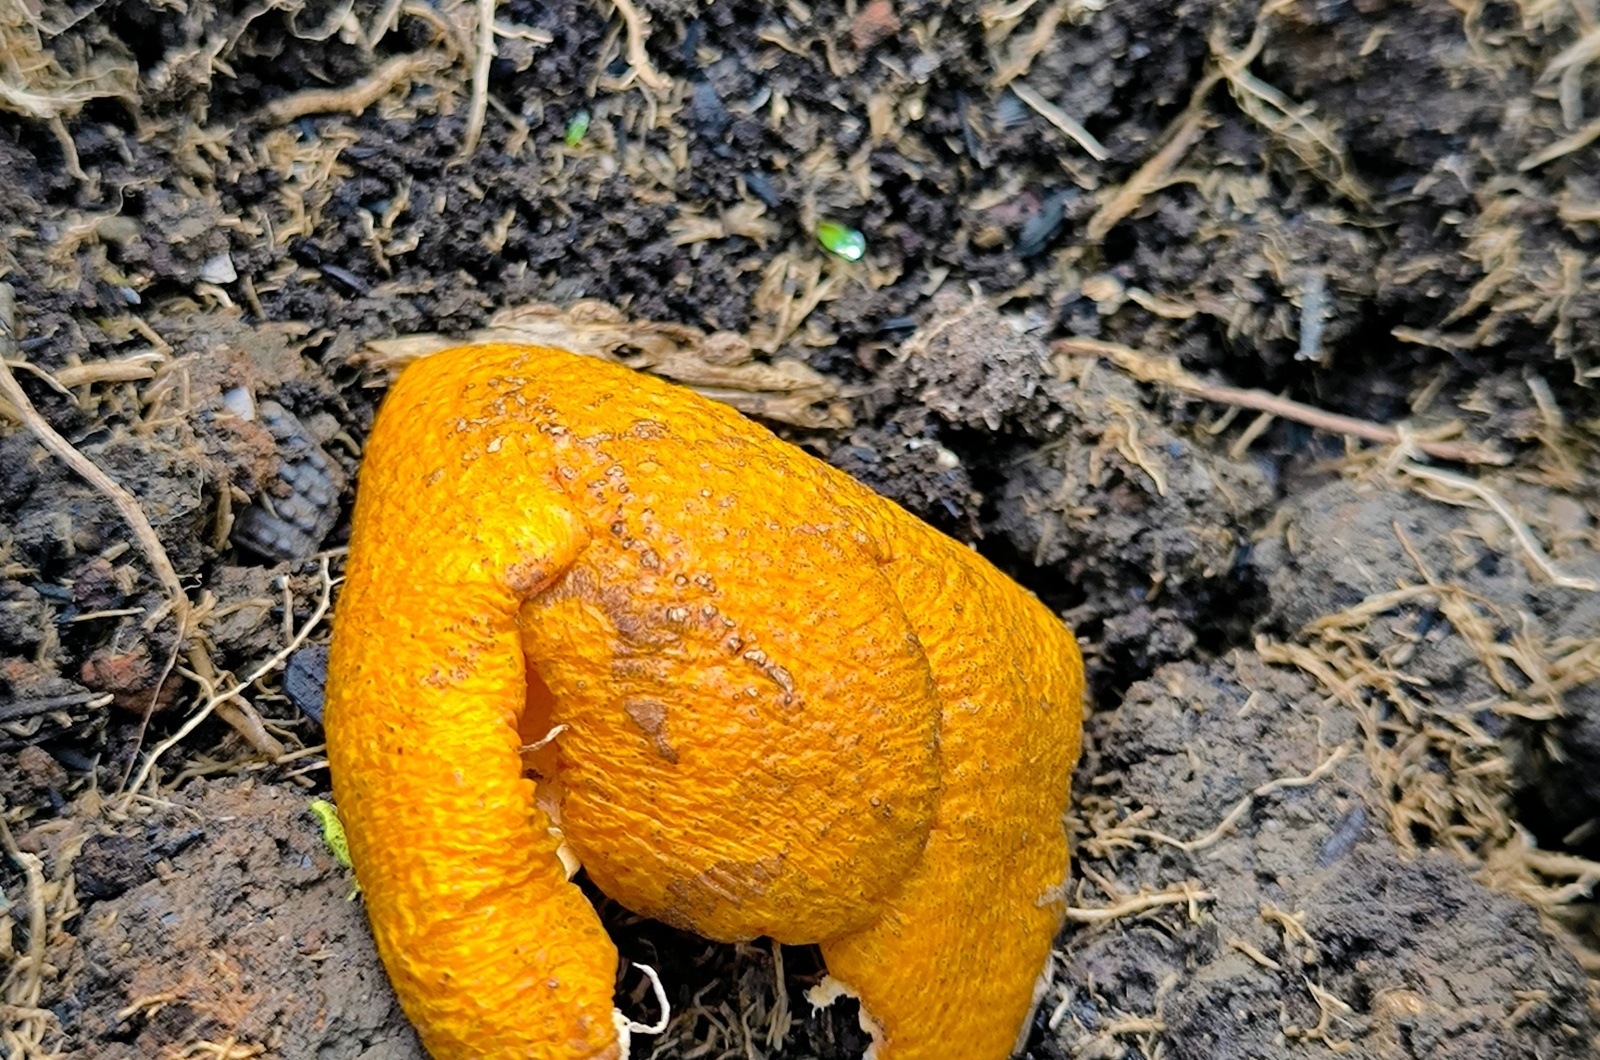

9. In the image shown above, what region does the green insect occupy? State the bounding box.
[309,799,350,865]
[815,220,866,262]
[309,799,361,899]
[565,108,591,147]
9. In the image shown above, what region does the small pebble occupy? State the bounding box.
[199,252,237,285]
[1317,805,1368,866]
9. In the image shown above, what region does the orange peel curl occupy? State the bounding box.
[324,343,1085,1060]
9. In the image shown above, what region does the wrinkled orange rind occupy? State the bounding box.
[325,343,1085,1060]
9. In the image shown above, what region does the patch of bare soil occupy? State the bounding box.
[1057,657,1592,1059]
[4,0,1600,1057]
[49,780,420,1060]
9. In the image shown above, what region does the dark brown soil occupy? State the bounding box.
[1059,656,1593,1059]
[52,780,420,1060]
[4,0,1600,1057]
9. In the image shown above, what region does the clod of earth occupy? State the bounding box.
[324,344,1085,1060]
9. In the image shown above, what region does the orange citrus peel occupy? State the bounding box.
[324,343,1085,1060]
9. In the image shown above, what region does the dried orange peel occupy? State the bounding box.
[324,343,1085,1060]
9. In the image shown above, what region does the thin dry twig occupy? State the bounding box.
[51,353,164,389]
[1292,978,1355,1050]
[1228,937,1283,970]
[2,293,192,786]
[1087,0,1369,242]
[1086,92,1211,242]
[170,1038,265,1059]
[1080,0,1302,241]
[989,0,1066,87]
[1054,336,1511,466]
[182,643,287,760]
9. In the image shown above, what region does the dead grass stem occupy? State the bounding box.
[0,814,56,1060]
[263,52,445,124]
[1397,462,1600,590]
[1210,0,1369,206]
[604,0,669,92]
[457,0,496,159]
[1108,742,1352,854]
[1086,90,1212,243]
[989,0,1066,87]
[1065,881,1213,924]
[0,0,135,122]
[1054,336,1511,465]
[1009,80,1108,160]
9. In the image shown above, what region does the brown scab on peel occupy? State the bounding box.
[623,698,678,763]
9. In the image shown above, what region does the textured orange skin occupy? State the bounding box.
[324,344,1085,1060]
